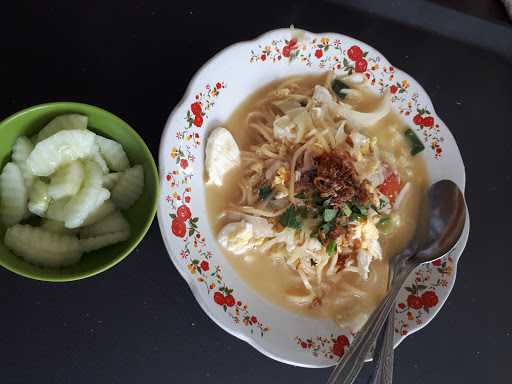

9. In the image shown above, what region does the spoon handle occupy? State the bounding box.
[326,261,415,384]
[370,310,395,384]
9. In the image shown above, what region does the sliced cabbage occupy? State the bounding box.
[291,110,314,143]
[335,92,391,131]
[260,228,297,253]
[273,115,296,142]
[335,121,347,146]
[273,99,302,114]
[393,182,411,210]
[313,85,334,104]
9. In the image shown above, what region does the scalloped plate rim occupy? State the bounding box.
[157,28,469,367]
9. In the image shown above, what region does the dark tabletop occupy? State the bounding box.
[1,1,511,383]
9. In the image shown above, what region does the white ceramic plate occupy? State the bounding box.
[157,29,470,367]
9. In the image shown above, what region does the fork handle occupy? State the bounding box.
[370,310,395,384]
[326,260,415,384]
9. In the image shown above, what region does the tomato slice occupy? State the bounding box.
[378,172,401,204]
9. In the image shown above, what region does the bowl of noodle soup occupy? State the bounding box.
[157,29,469,367]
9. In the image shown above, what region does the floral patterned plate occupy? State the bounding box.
[157,29,470,367]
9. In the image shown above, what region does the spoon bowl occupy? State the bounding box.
[416,179,467,263]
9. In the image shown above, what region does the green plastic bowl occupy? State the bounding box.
[0,102,159,282]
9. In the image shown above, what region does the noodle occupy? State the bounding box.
[260,147,281,159]
[298,269,314,291]
[238,183,247,205]
[249,122,274,143]
[234,204,290,218]
[247,111,271,124]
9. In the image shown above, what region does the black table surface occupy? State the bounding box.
[1,1,511,383]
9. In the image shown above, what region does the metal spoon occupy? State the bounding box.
[370,226,464,384]
[326,180,466,384]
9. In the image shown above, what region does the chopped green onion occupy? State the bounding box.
[350,212,365,221]
[297,206,310,219]
[279,206,303,230]
[331,79,350,100]
[404,128,425,156]
[320,222,333,233]
[258,185,272,200]
[358,205,368,216]
[326,240,337,256]
[313,192,325,207]
[323,208,338,222]
[378,216,391,226]
[340,204,352,217]
[350,202,368,218]
[377,215,394,235]
[295,191,306,199]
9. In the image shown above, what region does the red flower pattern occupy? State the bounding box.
[214,292,225,306]
[347,45,363,61]
[225,294,235,307]
[421,291,439,308]
[191,102,202,116]
[407,294,423,310]
[171,218,186,238]
[413,114,424,125]
[200,260,209,271]
[355,59,367,73]
[177,205,191,220]
[193,114,203,127]
[423,116,434,127]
